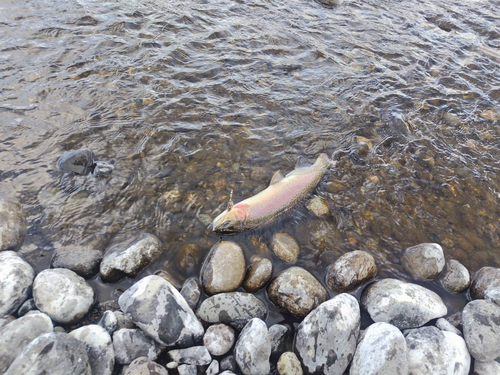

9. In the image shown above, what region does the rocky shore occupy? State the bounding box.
[1,194,500,375]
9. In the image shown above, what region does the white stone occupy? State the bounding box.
[0,251,34,316]
[70,325,114,375]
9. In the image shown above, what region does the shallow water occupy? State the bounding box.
[1,0,499,345]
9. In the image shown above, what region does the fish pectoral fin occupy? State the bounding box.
[270,170,285,185]
[295,155,312,169]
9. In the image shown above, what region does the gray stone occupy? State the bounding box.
[470,267,500,300]
[180,277,201,310]
[177,364,196,375]
[305,196,330,218]
[17,298,37,316]
[203,323,235,356]
[51,247,103,279]
[168,346,211,365]
[115,310,136,330]
[243,257,273,293]
[0,315,14,328]
[402,243,445,280]
[462,299,500,362]
[440,259,470,293]
[350,322,407,375]
[268,324,290,355]
[405,326,470,375]
[123,357,169,375]
[0,251,35,316]
[118,275,204,347]
[0,195,26,251]
[197,292,267,330]
[296,294,360,375]
[201,241,246,295]
[436,317,462,336]
[100,233,163,282]
[113,328,164,365]
[268,267,327,318]
[277,352,303,375]
[270,233,300,264]
[326,250,377,292]
[485,288,500,306]
[234,318,271,375]
[445,311,463,331]
[70,325,114,375]
[98,310,119,335]
[0,311,53,373]
[4,332,91,375]
[220,355,236,372]
[361,278,447,329]
[473,361,500,375]
[207,360,219,375]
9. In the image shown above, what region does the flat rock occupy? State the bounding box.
[100,233,162,282]
[118,275,204,347]
[268,267,327,318]
[197,292,267,330]
[243,257,273,293]
[405,326,470,375]
[203,324,235,356]
[4,332,91,375]
[350,322,407,375]
[470,267,500,300]
[180,277,202,310]
[326,250,377,292]
[473,361,500,375]
[33,268,94,324]
[296,294,360,375]
[462,299,500,362]
[0,311,53,373]
[361,278,447,329]
[277,352,303,375]
[168,346,211,365]
[123,357,169,375]
[402,243,445,280]
[0,251,35,316]
[0,195,26,251]
[177,364,196,375]
[440,259,470,293]
[51,247,103,279]
[70,325,114,375]
[270,233,300,264]
[113,328,164,365]
[234,318,271,375]
[201,241,246,295]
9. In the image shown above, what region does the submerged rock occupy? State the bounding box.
[70,325,114,375]
[402,243,445,280]
[243,257,273,293]
[469,267,500,300]
[305,196,330,218]
[440,259,470,293]
[197,292,267,329]
[296,294,360,375]
[268,267,327,317]
[0,251,35,316]
[326,250,377,292]
[51,247,103,279]
[100,233,163,282]
[57,148,95,175]
[361,278,447,329]
[33,268,94,324]
[234,318,271,375]
[270,233,300,264]
[180,277,202,310]
[277,352,303,375]
[113,328,163,365]
[118,275,204,347]
[203,324,235,356]
[0,195,26,251]
[123,357,169,375]
[201,241,246,295]
[168,346,211,366]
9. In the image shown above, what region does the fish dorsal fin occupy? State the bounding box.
[295,155,312,169]
[227,190,234,211]
[270,170,285,185]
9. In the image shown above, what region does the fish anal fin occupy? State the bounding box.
[270,170,285,185]
[295,155,312,169]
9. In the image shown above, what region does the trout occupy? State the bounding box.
[211,153,332,234]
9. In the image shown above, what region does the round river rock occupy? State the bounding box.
[469,267,500,300]
[270,233,300,264]
[440,259,471,293]
[0,195,26,251]
[203,324,235,356]
[243,257,273,293]
[402,243,445,280]
[326,250,377,292]
[0,251,35,316]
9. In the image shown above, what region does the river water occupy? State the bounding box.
[1,0,499,338]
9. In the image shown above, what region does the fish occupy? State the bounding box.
[211,153,333,234]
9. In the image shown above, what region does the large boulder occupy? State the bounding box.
[0,251,35,316]
[402,243,445,280]
[326,250,377,292]
[295,294,360,375]
[470,267,500,300]
[33,268,94,324]
[0,195,26,251]
[234,318,271,375]
[69,325,114,375]
[118,275,204,347]
[361,278,447,329]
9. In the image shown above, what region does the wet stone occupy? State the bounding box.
[203,324,235,356]
[17,298,37,316]
[277,352,303,375]
[462,299,500,362]
[98,310,119,335]
[268,267,327,318]
[440,259,471,293]
[51,247,103,279]
[268,324,290,356]
[350,322,407,375]
[154,269,183,290]
[168,346,211,366]
[402,243,445,280]
[115,311,136,330]
[123,357,169,375]
[176,243,203,275]
[0,311,53,373]
[0,251,34,316]
[197,292,267,330]
[180,277,202,310]
[220,355,237,372]
[100,233,163,282]
[469,267,500,300]
[177,364,197,375]
[234,318,271,375]
[296,294,360,375]
[4,332,91,375]
[326,250,377,292]
[57,148,95,175]
[118,275,204,347]
[305,196,330,218]
[405,326,470,375]
[201,240,246,295]
[206,359,219,375]
[243,257,273,293]
[112,328,164,365]
[270,233,300,264]
[361,278,447,330]
[70,325,114,375]
[0,195,26,251]
[33,268,94,324]
[473,361,500,375]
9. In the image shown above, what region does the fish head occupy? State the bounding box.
[210,205,248,234]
